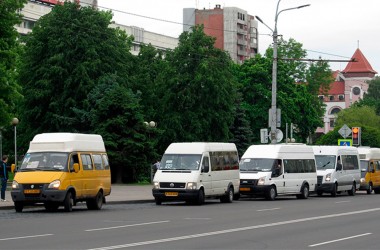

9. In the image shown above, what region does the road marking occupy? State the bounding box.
[335,200,351,204]
[85,220,169,232]
[256,207,281,212]
[184,218,211,220]
[0,234,53,241]
[87,207,380,250]
[309,233,372,247]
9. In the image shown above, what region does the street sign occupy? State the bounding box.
[260,129,268,143]
[338,124,352,139]
[338,139,352,146]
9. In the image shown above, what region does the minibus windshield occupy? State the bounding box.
[160,154,201,170]
[240,158,276,172]
[19,152,69,172]
[315,155,336,170]
[360,160,369,172]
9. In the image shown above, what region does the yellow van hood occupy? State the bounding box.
[14,171,64,184]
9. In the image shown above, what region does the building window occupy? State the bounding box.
[352,87,361,95]
[338,95,344,100]
[330,108,341,115]
[318,95,324,101]
[330,119,335,128]
[329,95,334,101]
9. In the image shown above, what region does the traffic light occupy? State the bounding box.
[352,127,361,146]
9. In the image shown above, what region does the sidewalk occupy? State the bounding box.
[0,184,154,210]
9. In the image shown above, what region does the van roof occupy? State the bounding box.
[28,133,106,153]
[357,147,380,160]
[312,145,359,155]
[242,144,314,159]
[165,142,237,154]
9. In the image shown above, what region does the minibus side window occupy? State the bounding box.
[202,156,209,173]
[102,154,110,170]
[81,154,93,170]
[69,154,79,172]
[93,154,104,170]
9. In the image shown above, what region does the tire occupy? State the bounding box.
[331,183,337,197]
[266,186,276,201]
[155,198,162,205]
[220,187,234,203]
[87,191,104,210]
[14,202,24,213]
[44,202,59,212]
[64,192,74,212]
[367,184,373,194]
[297,185,309,199]
[196,189,205,205]
[374,188,380,194]
[347,182,356,196]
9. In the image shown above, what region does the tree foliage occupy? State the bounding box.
[0,0,26,127]
[156,25,238,151]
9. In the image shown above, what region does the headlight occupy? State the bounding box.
[258,177,266,185]
[325,173,331,182]
[12,180,19,189]
[153,181,160,189]
[360,178,366,184]
[186,182,197,190]
[48,180,61,189]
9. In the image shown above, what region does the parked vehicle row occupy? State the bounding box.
[152,143,380,204]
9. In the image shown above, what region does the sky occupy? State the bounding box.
[97,0,380,74]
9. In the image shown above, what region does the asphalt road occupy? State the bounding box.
[1,191,379,250]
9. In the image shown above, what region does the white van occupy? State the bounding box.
[313,146,360,196]
[357,147,380,194]
[152,142,240,205]
[239,144,317,200]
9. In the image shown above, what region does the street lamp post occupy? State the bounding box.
[12,118,19,168]
[256,0,310,144]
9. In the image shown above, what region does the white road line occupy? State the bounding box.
[184,218,211,220]
[0,234,53,241]
[87,207,380,250]
[308,233,372,247]
[256,208,281,212]
[85,220,169,232]
[335,200,351,204]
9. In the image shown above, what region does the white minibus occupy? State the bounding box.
[357,147,380,194]
[313,146,360,196]
[152,142,240,205]
[239,144,317,201]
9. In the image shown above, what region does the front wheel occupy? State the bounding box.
[266,186,276,201]
[64,192,74,212]
[331,183,337,197]
[14,202,24,213]
[196,189,205,205]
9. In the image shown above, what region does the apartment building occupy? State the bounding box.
[183,4,259,64]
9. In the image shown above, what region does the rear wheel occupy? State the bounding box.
[64,192,74,212]
[266,186,276,201]
[14,202,24,213]
[297,185,309,199]
[348,182,356,196]
[220,187,234,203]
[367,183,373,194]
[87,191,103,210]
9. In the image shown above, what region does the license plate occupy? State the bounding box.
[24,189,41,194]
[240,187,250,191]
[165,192,178,197]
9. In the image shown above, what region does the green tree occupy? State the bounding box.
[157,25,237,149]
[0,0,26,127]
[306,60,334,95]
[356,76,380,115]
[18,2,146,183]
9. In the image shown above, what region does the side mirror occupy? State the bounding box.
[336,163,342,171]
[73,163,79,173]
[11,164,16,173]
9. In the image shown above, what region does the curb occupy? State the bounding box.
[0,199,155,211]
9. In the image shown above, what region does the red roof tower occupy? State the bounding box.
[342,48,377,78]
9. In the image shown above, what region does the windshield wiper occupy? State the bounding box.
[320,161,330,168]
